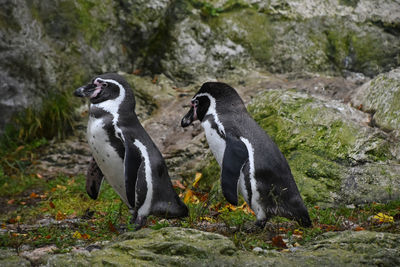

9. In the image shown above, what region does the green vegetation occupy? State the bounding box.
[2,162,399,252]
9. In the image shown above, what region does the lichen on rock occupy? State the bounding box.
[247,89,399,205]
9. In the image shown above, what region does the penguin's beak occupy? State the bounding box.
[181,107,195,127]
[73,83,98,98]
[74,86,85,97]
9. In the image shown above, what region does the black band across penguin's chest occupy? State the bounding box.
[204,115,225,139]
[90,106,125,159]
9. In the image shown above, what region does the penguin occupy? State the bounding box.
[181,82,311,227]
[74,73,188,229]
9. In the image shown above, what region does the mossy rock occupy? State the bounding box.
[0,249,30,267]
[351,67,400,132]
[44,228,400,266]
[245,89,398,205]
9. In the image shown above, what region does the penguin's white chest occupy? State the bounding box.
[202,120,226,166]
[87,116,129,206]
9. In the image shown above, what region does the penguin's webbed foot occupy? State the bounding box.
[129,214,147,231]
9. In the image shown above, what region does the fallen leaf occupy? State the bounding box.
[72,231,82,239]
[271,235,287,249]
[51,187,57,192]
[200,216,216,222]
[81,233,91,240]
[45,235,52,239]
[354,226,365,231]
[67,179,75,185]
[1,223,6,229]
[314,206,320,210]
[372,213,393,223]
[172,180,186,190]
[152,75,158,84]
[20,201,26,205]
[36,173,43,179]
[7,199,15,205]
[49,201,55,209]
[30,192,39,199]
[56,185,67,191]
[132,69,141,75]
[293,229,303,236]
[183,189,194,204]
[55,211,66,221]
[192,172,203,188]
[15,145,25,152]
[108,221,118,233]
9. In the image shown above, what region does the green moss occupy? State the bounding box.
[288,151,341,205]
[249,90,357,162]
[212,8,275,65]
[246,89,396,205]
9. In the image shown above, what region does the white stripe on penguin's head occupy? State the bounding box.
[194,92,225,136]
[93,78,126,142]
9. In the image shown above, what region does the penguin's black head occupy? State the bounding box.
[181,82,245,127]
[74,73,135,106]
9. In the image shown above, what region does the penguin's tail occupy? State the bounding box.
[285,198,312,227]
[297,213,312,227]
[152,194,189,219]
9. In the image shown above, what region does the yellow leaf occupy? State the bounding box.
[72,231,82,239]
[200,216,216,222]
[184,190,194,204]
[192,172,203,188]
[372,212,394,223]
[56,185,67,190]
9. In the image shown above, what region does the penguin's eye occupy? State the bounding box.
[192,99,199,106]
[101,82,108,88]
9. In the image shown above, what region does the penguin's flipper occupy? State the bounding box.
[124,144,142,209]
[221,135,249,206]
[86,157,104,200]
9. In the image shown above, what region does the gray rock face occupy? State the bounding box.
[1,0,399,134]
[351,67,400,133]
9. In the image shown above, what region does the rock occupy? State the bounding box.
[43,228,400,266]
[20,245,57,266]
[45,227,257,266]
[1,0,400,136]
[298,230,400,266]
[247,89,400,205]
[0,249,30,267]
[351,67,400,133]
